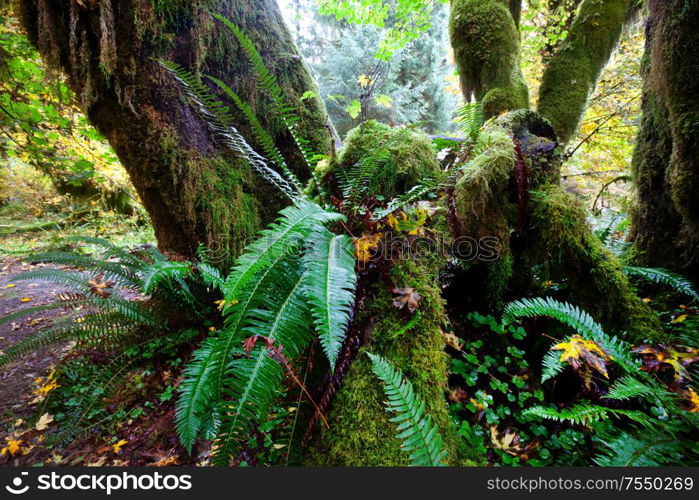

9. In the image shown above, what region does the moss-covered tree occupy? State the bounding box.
[629,0,699,283]
[14,0,332,262]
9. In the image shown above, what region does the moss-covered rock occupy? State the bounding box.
[305,251,482,466]
[325,120,441,200]
[449,0,529,117]
[537,0,634,144]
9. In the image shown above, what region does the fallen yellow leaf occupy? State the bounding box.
[112,439,128,454]
[35,413,54,431]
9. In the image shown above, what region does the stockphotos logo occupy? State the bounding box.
[4,471,192,496]
[5,472,30,495]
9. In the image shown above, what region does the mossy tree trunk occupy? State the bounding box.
[449,0,529,118]
[15,0,332,263]
[629,0,699,282]
[537,0,634,144]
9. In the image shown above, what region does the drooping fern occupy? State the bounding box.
[367,352,446,466]
[213,264,315,464]
[623,266,699,303]
[211,13,319,175]
[160,60,298,199]
[503,296,637,372]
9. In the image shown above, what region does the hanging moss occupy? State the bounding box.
[325,120,441,199]
[449,0,529,117]
[528,185,664,341]
[537,0,633,144]
[306,250,481,466]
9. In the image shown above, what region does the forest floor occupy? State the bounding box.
[0,257,70,425]
[0,255,194,467]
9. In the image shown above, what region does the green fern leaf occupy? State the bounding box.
[176,336,219,453]
[213,266,314,464]
[303,229,357,367]
[503,297,637,373]
[623,266,699,302]
[223,200,342,302]
[367,352,446,466]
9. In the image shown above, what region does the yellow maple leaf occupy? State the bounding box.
[672,314,688,323]
[20,297,31,302]
[357,74,373,88]
[685,387,699,413]
[112,439,128,454]
[552,334,612,378]
[354,232,383,264]
[4,283,15,288]
[0,438,23,457]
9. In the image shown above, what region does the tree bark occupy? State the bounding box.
[15,0,332,263]
[629,0,699,282]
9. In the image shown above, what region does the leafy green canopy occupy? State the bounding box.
[317,0,448,61]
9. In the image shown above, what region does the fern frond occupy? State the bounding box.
[212,13,319,174]
[623,266,699,302]
[455,101,483,141]
[223,200,342,302]
[523,404,652,428]
[338,149,392,207]
[367,352,446,466]
[0,312,140,368]
[196,262,225,292]
[213,266,314,464]
[13,268,94,295]
[541,348,565,382]
[303,228,357,367]
[160,60,297,198]
[372,182,437,221]
[503,297,637,372]
[141,260,192,295]
[594,433,682,466]
[206,75,304,195]
[176,336,219,454]
[27,251,141,289]
[66,236,145,268]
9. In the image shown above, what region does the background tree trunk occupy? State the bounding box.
[15,0,332,263]
[629,0,699,282]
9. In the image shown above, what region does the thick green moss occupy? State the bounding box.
[630,0,699,282]
[306,252,481,466]
[453,125,516,304]
[537,0,633,143]
[529,185,664,341]
[449,0,529,117]
[329,120,441,199]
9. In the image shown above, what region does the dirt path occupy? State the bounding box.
[0,257,71,427]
